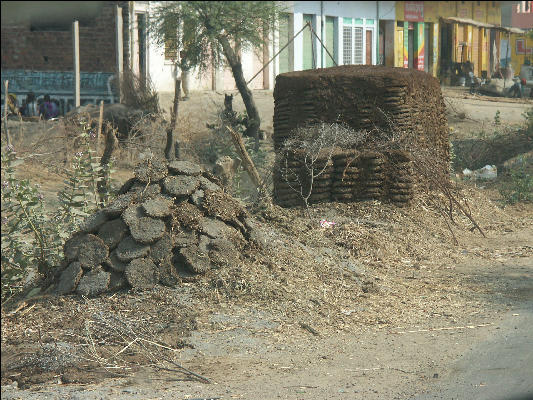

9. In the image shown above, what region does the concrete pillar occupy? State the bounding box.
[293,13,303,71]
[337,17,343,65]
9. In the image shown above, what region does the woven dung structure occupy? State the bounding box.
[273,65,449,208]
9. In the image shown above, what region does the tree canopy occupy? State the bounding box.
[149,1,283,72]
[149,1,285,148]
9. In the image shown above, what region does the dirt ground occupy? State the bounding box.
[1,87,532,399]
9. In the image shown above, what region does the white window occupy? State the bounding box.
[343,26,352,65]
[342,26,364,65]
[354,27,364,64]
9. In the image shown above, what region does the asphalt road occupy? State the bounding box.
[412,264,533,400]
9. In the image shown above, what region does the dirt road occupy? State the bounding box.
[2,226,532,400]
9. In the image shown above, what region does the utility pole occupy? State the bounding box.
[115,5,124,103]
[73,20,80,108]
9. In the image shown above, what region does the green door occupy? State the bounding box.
[303,14,314,70]
[325,16,336,67]
[279,13,290,74]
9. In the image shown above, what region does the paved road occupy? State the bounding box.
[412,264,533,400]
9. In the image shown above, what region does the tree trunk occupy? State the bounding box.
[218,35,261,151]
[165,78,181,161]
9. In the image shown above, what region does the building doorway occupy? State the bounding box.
[366,29,373,65]
[408,27,414,69]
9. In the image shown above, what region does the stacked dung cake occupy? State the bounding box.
[383,150,415,207]
[272,65,450,208]
[353,151,386,201]
[331,150,360,203]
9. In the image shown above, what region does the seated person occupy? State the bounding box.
[39,94,59,119]
[6,93,18,115]
[508,78,523,98]
[21,92,38,117]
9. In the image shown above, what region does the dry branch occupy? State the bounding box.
[225,125,263,189]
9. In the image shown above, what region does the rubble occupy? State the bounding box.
[54,158,255,297]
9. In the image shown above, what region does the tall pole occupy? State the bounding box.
[115,6,124,103]
[376,1,380,65]
[73,20,80,108]
[320,1,324,68]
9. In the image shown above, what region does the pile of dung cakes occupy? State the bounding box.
[273,149,333,207]
[274,149,416,208]
[273,65,450,176]
[54,158,260,297]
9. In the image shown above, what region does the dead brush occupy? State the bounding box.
[275,113,485,244]
[119,69,161,116]
[79,312,210,383]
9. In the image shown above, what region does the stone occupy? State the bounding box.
[202,189,245,223]
[118,177,136,194]
[97,218,129,249]
[172,201,205,231]
[176,244,211,274]
[172,253,199,282]
[163,175,200,198]
[190,189,205,207]
[213,156,238,186]
[77,234,109,269]
[198,234,211,253]
[105,249,128,272]
[129,217,166,244]
[198,176,221,192]
[108,271,128,291]
[172,229,198,248]
[168,160,203,176]
[116,236,150,262]
[134,158,168,183]
[63,233,88,262]
[122,204,146,228]
[56,262,84,294]
[76,267,111,297]
[79,210,109,234]
[150,233,174,264]
[158,256,180,287]
[125,258,159,289]
[199,218,239,240]
[142,195,174,218]
[130,183,162,200]
[209,238,240,268]
[103,192,137,217]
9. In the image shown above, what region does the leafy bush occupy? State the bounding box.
[1,123,116,302]
[499,157,533,205]
[522,108,533,136]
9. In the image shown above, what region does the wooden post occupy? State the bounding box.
[115,5,123,103]
[225,125,263,189]
[3,80,12,147]
[73,21,80,108]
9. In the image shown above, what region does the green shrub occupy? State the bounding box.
[499,158,533,205]
[1,124,116,302]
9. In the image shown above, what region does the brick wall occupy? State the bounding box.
[1,1,130,73]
